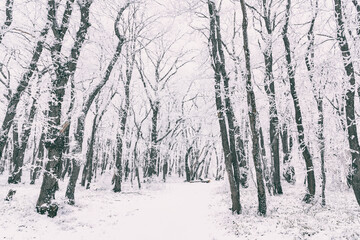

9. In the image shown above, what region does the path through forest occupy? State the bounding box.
[1,174,360,239]
[0,176,228,240]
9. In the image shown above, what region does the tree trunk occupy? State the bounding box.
[185,146,192,182]
[281,124,295,184]
[39,1,92,210]
[305,4,326,206]
[235,126,248,188]
[260,127,273,195]
[0,0,14,43]
[239,0,267,216]
[0,2,51,161]
[208,0,241,214]
[148,102,159,177]
[282,0,315,203]
[334,0,360,205]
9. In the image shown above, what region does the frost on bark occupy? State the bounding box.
[37,0,93,210]
[282,0,315,203]
[239,0,267,215]
[334,0,360,206]
[0,0,52,162]
[207,0,241,214]
[305,0,326,206]
[0,0,14,43]
[66,3,127,201]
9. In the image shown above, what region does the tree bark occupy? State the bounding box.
[0,1,52,162]
[282,0,315,203]
[0,0,14,43]
[38,1,92,209]
[239,0,267,216]
[334,0,360,206]
[208,0,241,214]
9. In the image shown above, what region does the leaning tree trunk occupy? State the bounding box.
[10,82,44,184]
[334,0,360,205]
[282,0,315,203]
[208,0,241,214]
[0,0,14,43]
[239,0,267,216]
[81,115,98,188]
[0,1,51,161]
[214,7,242,197]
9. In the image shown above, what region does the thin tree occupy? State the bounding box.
[65,3,128,204]
[334,0,360,205]
[282,0,316,203]
[207,0,241,214]
[239,0,267,215]
[0,0,14,43]
[0,0,52,162]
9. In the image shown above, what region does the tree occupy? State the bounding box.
[36,0,93,213]
[65,2,128,203]
[282,0,316,203]
[0,0,52,162]
[239,0,267,216]
[207,0,241,214]
[334,0,360,206]
[137,37,187,178]
[248,0,283,195]
[304,0,326,206]
[0,0,14,43]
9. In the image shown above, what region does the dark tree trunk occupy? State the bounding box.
[305,4,326,206]
[31,132,45,185]
[334,0,360,206]
[239,0,267,216]
[282,0,315,203]
[208,0,241,214]
[281,124,295,184]
[235,126,248,188]
[38,1,92,209]
[113,133,123,192]
[264,47,282,195]
[81,115,97,188]
[185,146,192,182]
[0,0,14,43]
[260,127,273,195]
[147,102,159,177]
[8,123,23,184]
[0,1,51,161]
[65,4,127,200]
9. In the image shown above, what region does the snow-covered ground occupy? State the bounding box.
[0,173,360,239]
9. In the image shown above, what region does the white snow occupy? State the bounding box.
[1,173,360,239]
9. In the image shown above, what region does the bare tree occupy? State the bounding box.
[65,3,128,204]
[207,0,241,214]
[0,0,14,43]
[239,0,267,215]
[0,0,52,162]
[37,0,93,214]
[282,0,315,203]
[334,0,360,206]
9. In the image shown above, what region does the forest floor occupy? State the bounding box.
[0,173,360,240]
